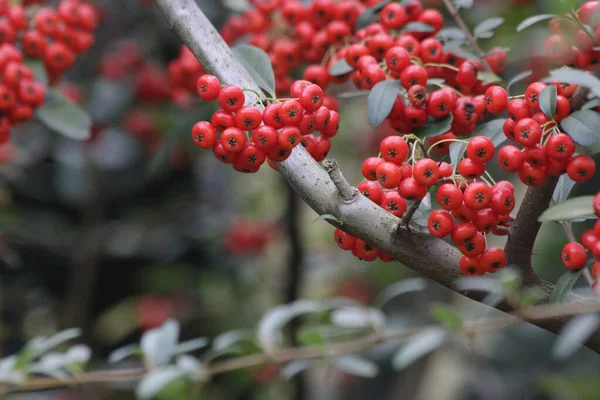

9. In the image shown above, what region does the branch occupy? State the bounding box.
[153,0,600,353]
[440,0,492,71]
[4,300,600,395]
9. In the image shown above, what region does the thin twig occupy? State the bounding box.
[3,299,600,395]
[322,158,358,202]
[401,200,422,228]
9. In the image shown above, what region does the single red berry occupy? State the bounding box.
[380,3,407,29]
[299,84,324,112]
[211,109,235,132]
[213,142,239,164]
[453,99,479,126]
[380,136,408,165]
[503,118,516,141]
[280,100,304,126]
[464,182,492,210]
[234,106,263,131]
[376,161,402,189]
[196,74,221,101]
[220,127,246,153]
[400,64,427,90]
[362,64,386,89]
[252,125,278,150]
[385,46,411,72]
[299,113,317,135]
[451,222,478,245]
[427,89,452,118]
[398,177,427,200]
[460,255,484,276]
[263,103,284,129]
[278,126,301,150]
[413,158,440,187]
[192,121,217,149]
[358,180,383,204]
[407,84,428,108]
[514,118,542,147]
[457,158,486,179]
[334,228,356,251]
[485,86,508,114]
[475,209,499,233]
[457,61,478,88]
[518,162,547,187]
[436,183,463,211]
[218,85,245,112]
[523,144,548,168]
[546,133,575,161]
[321,110,340,138]
[419,38,443,63]
[428,210,454,238]
[439,161,453,177]
[380,190,408,217]
[352,239,379,262]
[491,189,515,216]
[562,242,588,270]
[525,82,547,111]
[567,155,596,183]
[507,99,532,121]
[498,145,523,172]
[466,136,494,164]
[362,157,384,181]
[459,233,486,257]
[480,248,507,273]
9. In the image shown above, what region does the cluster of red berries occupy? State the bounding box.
[191,75,339,172]
[499,82,595,187]
[563,193,600,276]
[0,0,98,144]
[544,1,600,69]
[22,0,99,84]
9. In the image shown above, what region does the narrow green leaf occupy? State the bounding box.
[414,115,453,138]
[553,314,600,360]
[232,44,276,96]
[539,85,557,118]
[36,90,92,140]
[280,360,313,380]
[355,0,390,29]
[454,0,473,9]
[550,269,584,303]
[539,196,595,222]
[392,328,447,370]
[403,22,435,33]
[449,47,478,60]
[552,175,576,204]
[331,355,378,378]
[473,17,505,37]
[329,59,353,77]
[436,27,466,41]
[367,80,403,128]
[561,110,600,146]
[297,328,326,346]
[517,14,558,32]
[478,71,503,85]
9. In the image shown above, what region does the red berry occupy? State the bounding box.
[220,127,246,153]
[485,86,508,114]
[519,162,547,187]
[211,109,235,132]
[567,155,596,183]
[466,136,494,164]
[192,121,217,149]
[457,61,478,88]
[412,158,439,187]
[507,99,532,121]
[385,46,411,72]
[353,239,379,262]
[562,242,588,270]
[458,158,485,179]
[218,85,245,112]
[400,65,427,90]
[427,89,453,119]
[451,222,477,245]
[380,3,407,29]
[280,100,304,126]
[235,106,263,130]
[546,133,575,161]
[376,161,402,189]
[380,190,408,217]
[362,157,384,180]
[298,84,324,112]
[334,229,356,251]
[436,183,463,211]
[459,233,486,257]
[278,126,301,150]
[196,74,221,101]
[460,255,484,276]
[358,180,383,204]
[498,145,523,172]
[252,125,278,150]
[398,177,427,200]
[514,118,542,147]
[263,103,284,129]
[480,248,506,273]
[491,189,515,216]
[427,210,454,238]
[463,182,492,210]
[525,82,547,112]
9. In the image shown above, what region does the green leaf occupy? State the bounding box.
[560,110,600,146]
[367,80,403,128]
[329,59,353,76]
[449,140,468,168]
[280,360,313,380]
[25,59,48,86]
[136,367,184,400]
[403,22,434,33]
[258,300,325,349]
[507,70,533,90]
[473,17,505,38]
[553,314,600,360]
[392,328,447,370]
[414,115,453,138]
[552,175,576,204]
[108,344,142,364]
[337,90,370,99]
[550,269,584,303]
[472,119,505,147]
[431,304,462,331]
[36,89,92,140]
[355,0,390,29]
[232,44,276,97]
[297,328,326,346]
[549,68,600,98]
[453,0,473,9]
[539,195,595,222]
[141,319,179,366]
[478,71,503,85]
[313,214,341,224]
[539,85,557,118]
[517,14,558,32]
[436,27,466,41]
[449,47,478,60]
[331,355,378,378]
[331,307,386,329]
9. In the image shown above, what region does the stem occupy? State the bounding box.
[401,199,422,228]
[440,0,493,71]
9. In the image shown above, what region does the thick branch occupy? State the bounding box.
[154,0,600,353]
[3,300,600,395]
